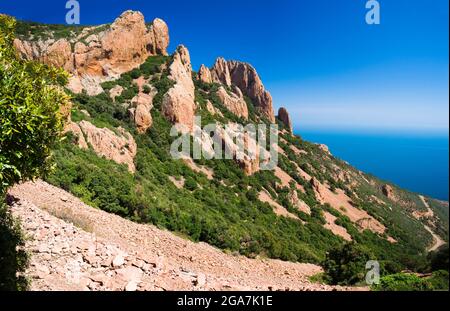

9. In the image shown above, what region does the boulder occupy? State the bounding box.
[287,189,311,215]
[130,92,155,133]
[215,124,260,176]
[109,85,124,101]
[382,184,395,200]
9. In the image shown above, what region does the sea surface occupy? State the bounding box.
[297,130,449,201]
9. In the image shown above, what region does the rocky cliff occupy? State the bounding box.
[14,10,169,95]
[208,57,275,122]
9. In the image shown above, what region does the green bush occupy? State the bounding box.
[1,15,69,190]
[428,244,449,271]
[322,242,373,285]
[1,15,67,291]
[372,273,433,291]
[0,200,29,291]
[427,270,449,291]
[143,84,152,94]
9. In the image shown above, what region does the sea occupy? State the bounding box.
[297,129,449,201]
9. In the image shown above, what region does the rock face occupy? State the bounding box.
[382,184,395,200]
[14,10,170,95]
[317,144,331,155]
[288,189,311,215]
[76,121,137,172]
[215,123,260,176]
[278,107,293,133]
[216,86,248,119]
[109,85,124,102]
[129,90,156,134]
[147,18,170,56]
[64,122,88,150]
[210,58,275,122]
[198,64,212,84]
[162,45,196,132]
[211,57,231,86]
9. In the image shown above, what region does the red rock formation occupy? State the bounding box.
[278,107,293,133]
[162,45,196,132]
[198,64,212,84]
[14,10,170,95]
[77,121,137,172]
[130,91,156,134]
[211,57,231,86]
[216,86,249,120]
[210,58,275,122]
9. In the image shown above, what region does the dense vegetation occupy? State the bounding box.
[0,16,69,290]
[372,270,449,291]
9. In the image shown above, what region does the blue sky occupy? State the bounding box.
[1,0,448,135]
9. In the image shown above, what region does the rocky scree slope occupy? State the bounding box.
[8,180,365,291]
[12,10,449,279]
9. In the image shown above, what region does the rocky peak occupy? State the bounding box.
[14,10,170,95]
[216,86,249,120]
[209,58,275,123]
[162,45,196,132]
[278,107,293,133]
[198,64,212,84]
[211,57,232,86]
[147,18,169,56]
[227,60,275,123]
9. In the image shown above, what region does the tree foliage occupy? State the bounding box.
[0,15,69,190]
[322,242,373,285]
[0,15,68,291]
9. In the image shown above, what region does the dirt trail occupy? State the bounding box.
[9,180,366,291]
[418,195,445,252]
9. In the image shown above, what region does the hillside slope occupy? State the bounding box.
[9,180,363,291]
[12,10,449,277]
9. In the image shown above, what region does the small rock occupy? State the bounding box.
[112,254,125,267]
[38,245,50,253]
[194,273,206,287]
[125,281,138,291]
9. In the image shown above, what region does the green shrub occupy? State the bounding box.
[372,273,433,291]
[428,244,449,271]
[0,201,29,291]
[0,16,69,190]
[427,270,449,291]
[143,84,152,94]
[1,15,67,291]
[322,242,373,285]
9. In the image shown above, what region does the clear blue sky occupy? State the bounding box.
[1,0,448,135]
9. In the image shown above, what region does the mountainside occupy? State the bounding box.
[12,10,448,278]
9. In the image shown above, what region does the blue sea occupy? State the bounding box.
[297,130,449,201]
